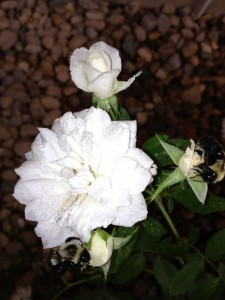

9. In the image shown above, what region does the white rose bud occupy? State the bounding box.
[88,231,113,267]
[70,41,141,99]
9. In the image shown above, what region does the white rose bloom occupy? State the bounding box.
[14,107,156,248]
[70,41,141,99]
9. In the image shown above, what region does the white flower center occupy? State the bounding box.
[88,51,111,73]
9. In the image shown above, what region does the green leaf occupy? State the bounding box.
[157,243,189,258]
[152,167,185,200]
[159,138,184,165]
[142,217,167,238]
[114,252,146,284]
[142,135,174,168]
[153,256,177,290]
[101,260,111,280]
[190,277,221,300]
[187,177,208,204]
[119,106,131,120]
[167,197,174,214]
[170,183,225,214]
[168,138,191,150]
[170,260,204,296]
[110,227,139,274]
[205,228,225,260]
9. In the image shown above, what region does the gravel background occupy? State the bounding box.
[1,0,225,299]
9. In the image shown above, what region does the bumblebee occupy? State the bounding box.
[47,237,90,274]
[194,136,225,184]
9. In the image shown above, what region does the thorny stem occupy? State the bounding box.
[51,274,102,300]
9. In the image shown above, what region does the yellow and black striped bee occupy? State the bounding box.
[194,136,225,184]
[47,237,90,274]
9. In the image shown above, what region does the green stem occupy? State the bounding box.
[155,197,181,241]
[51,274,101,300]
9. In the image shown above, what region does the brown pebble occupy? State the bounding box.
[0,96,13,109]
[86,10,104,20]
[163,3,176,14]
[157,14,171,32]
[85,19,105,30]
[2,169,18,181]
[136,112,148,125]
[1,0,17,10]
[134,26,146,42]
[25,44,42,54]
[69,35,87,50]
[29,98,45,120]
[0,123,11,140]
[182,41,198,58]
[78,0,99,10]
[0,232,9,248]
[0,18,9,30]
[20,124,39,137]
[41,61,54,77]
[155,68,167,79]
[0,30,17,51]
[41,97,60,110]
[46,85,61,97]
[181,85,202,104]
[141,13,157,31]
[43,110,62,126]
[21,230,37,246]
[14,140,32,157]
[164,53,181,72]
[137,47,152,62]
[7,241,23,255]
[200,42,212,54]
[42,36,54,49]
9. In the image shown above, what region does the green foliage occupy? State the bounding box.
[142,217,167,238]
[119,106,131,120]
[114,252,146,283]
[170,183,225,214]
[205,229,225,260]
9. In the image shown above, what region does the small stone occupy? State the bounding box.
[0,18,9,30]
[25,44,42,54]
[136,112,148,125]
[86,10,104,20]
[43,110,62,126]
[201,42,212,54]
[155,68,167,79]
[21,230,37,246]
[2,169,18,181]
[181,85,202,104]
[41,97,60,110]
[157,14,171,32]
[182,41,198,58]
[46,85,61,97]
[69,35,87,50]
[163,3,176,14]
[181,28,194,39]
[182,16,198,30]
[134,26,146,42]
[29,98,45,120]
[17,61,30,73]
[108,14,125,25]
[137,47,152,62]
[20,124,39,137]
[190,55,200,67]
[0,30,17,51]
[57,72,70,83]
[42,36,54,49]
[0,96,13,109]
[1,1,17,9]
[41,61,54,77]
[141,13,157,31]
[164,53,181,72]
[14,140,32,157]
[85,19,105,30]
[0,232,9,248]
[0,123,11,140]
[78,0,99,10]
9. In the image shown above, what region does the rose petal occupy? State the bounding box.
[113,193,148,226]
[90,41,121,71]
[88,69,120,99]
[115,71,142,94]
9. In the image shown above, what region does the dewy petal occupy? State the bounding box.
[83,62,101,82]
[111,156,151,194]
[127,148,154,170]
[115,71,142,94]
[88,51,112,73]
[25,194,70,222]
[70,48,90,92]
[113,120,137,148]
[35,219,75,249]
[89,41,121,71]
[88,69,120,99]
[113,193,148,227]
